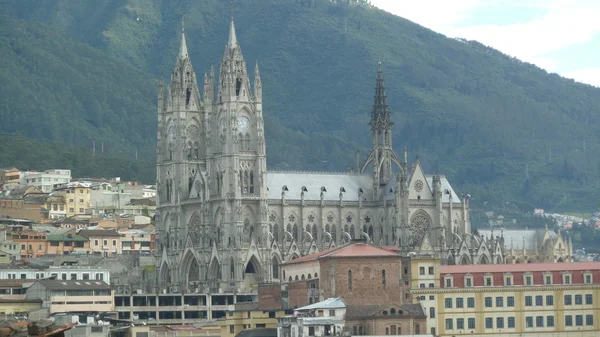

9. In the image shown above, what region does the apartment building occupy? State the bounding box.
[21,170,71,193]
[78,229,122,256]
[54,183,91,217]
[0,266,110,284]
[113,291,257,323]
[26,279,114,314]
[411,261,600,337]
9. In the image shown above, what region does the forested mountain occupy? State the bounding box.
[1,0,599,211]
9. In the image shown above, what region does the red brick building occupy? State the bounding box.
[262,242,410,309]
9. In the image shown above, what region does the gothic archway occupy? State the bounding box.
[245,255,261,276]
[479,255,489,264]
[459,255,470,265]
[272,255,281,279]
[181,250,200,284]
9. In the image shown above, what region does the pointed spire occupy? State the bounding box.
[227,19,238,49]
[179,16,188,59]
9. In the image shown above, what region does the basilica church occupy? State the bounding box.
[155,17,510,293]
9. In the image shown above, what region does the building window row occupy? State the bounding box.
[445,318,476,330]
[564,294,593,305]
[451,271,594,287]
[525,295,554,307]
[565,315,594,327]
[445,297,476,309]
[483,296,515,308]
[525,316,554,328]
[485,317,516,329]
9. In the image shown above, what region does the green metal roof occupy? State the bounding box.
[46,234,88,242]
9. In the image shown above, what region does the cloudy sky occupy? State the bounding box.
[370,0,600,87]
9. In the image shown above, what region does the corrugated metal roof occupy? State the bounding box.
[296,297,345,311]
[267,172,374,201]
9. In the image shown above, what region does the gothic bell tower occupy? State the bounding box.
[361,62,402,199]
[210,17,268,249]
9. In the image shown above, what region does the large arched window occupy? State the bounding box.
[249,171,254,193]
[244,133,251,151]
[238,133,245,152]
[187,141,193,159]
[331,225,337,243]
[272,257,280,279]
[348,270,352,291]
[193,142,199,158]
[273,224,279,242]
[292,224,298,241]
[230,259,235,280]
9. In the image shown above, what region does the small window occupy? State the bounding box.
[485,276,492,286]
[545,275,552,285]
[508,317,515,328]
[575,315,583,326]
[584,273,592,284]
[484,297,492,308]
[444,298,452,309]
[465,277,472,287]
[485,317,492,329]
[564,294,572,305]
[496,297,503,307]
[429,307,435,318]
[536,316,544,327]
[547,316,554,327]
[496,317,504,329]
[575,295,582,305]
[467,297,475,308]
[525,296,532,306]
[445,319,453,330]
[381,270,386,289]
[428,266,434,275]
[419,267,425,275]
[546,295,554,306]
[585,294,593,305]
[445,278,452,288]
[507,296,514,307]
[525,275,532,285]
[586,314,594,326]
[535,295,543,306]
[456,298,463,308]
[456,318,464,329]
[467,318,475,329]
[565,315,572,326]
[525,316,533,328]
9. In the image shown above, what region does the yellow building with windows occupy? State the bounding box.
[411,261,600,337]
[218,307,287,337]
[55,183,91,217]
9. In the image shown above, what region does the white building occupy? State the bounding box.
[278,298,346,337]
[0,265,110,284]
[21,170,71,193]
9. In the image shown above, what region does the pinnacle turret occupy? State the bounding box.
[179,17,189,59]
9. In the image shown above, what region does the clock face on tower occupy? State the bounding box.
[237,116,250,132]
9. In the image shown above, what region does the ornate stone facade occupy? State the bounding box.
[155,18,475,293]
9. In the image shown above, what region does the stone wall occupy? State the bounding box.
[319,256,403,306]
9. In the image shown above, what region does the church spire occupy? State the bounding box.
[227,19,238,49]
[179,16,188,59]
[371,61,391,128]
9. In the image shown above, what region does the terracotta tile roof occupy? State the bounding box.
[283,243,398,265]
[440,261,600,274]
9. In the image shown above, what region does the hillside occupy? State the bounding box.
[1,0,600,212]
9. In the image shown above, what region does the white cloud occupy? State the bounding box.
[562,68,600,87]
[370,0,600,86]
